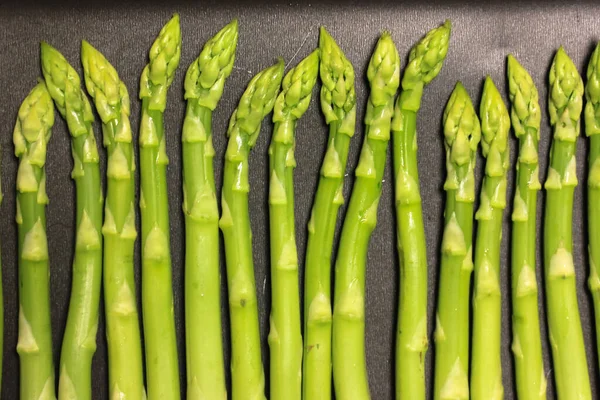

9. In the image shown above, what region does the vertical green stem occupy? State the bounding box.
[392,110,428,400]
[183,104,226,399]
[139,99,180,399]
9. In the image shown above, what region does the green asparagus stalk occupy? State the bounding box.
[40,42,104,400]
[14,81,56,400]
[219,59,284,400]
[332,32,400,400]
[391,21,451,400]
[544,47,591,399]
[269,50,319,400]
[507,55,546,400]
[433,82,480,400]
[302,28,356,400]
[81,40,145,399]
[183,19,238,399]
[586,42,600,371]
[470,77,510,400]
[138,14,182,400]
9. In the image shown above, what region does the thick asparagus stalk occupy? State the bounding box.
[544,47,591,399]
[138,14,182,400]
[81,40,145,399]
[433,82,480,400]
[332,32,400,400]
[302,28,356,400]
[269,50,319,400]
[219,60,284,400]
[41,43,103,400]
[586,42,600,370]
[507,54,546,400]
[14,81,56,400]
[391,21,451,400]
[183,19,238,400]
[470,77,510,400]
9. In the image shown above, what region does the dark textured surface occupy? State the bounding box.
[0,1,600,399]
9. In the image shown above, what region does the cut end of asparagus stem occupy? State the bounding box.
[319,26,356,124]
[227,59,285,147]
[184,18,239,110]
[273,49,320,123]
[140,13,182,110]
[585,42,600,137]
[548,46,583,139]
[443,82,481,165]
[507,55,541,141]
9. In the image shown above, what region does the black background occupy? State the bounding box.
[1,1,600,398]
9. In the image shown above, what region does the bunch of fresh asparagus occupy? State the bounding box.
[6,10,600,400]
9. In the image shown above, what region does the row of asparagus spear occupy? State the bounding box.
[5,9,600,400]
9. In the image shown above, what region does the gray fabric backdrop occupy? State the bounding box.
[1,1,599,398]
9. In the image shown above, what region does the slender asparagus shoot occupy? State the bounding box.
[138,14,182,400]
[470,77,510,400]
[302,28,356,400]
[14,81,56,400]
[391,21,451,400]
[507,54,546,400]
[433,82,480,400]
[269,50,319,400]
[544,47,591,399]
[332,32,400,400]
[183,19,238,399]
[586,42,600,371]
[41,42,104,400]
[81,40,145,399]
[219,59,284,400]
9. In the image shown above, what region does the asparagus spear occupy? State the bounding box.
[219,59,284,400]
[391,21,451,400]
[183,19,238,399]
[507,55,546,400]
[269,50,319,400]
[470,77,510,400]
[586,42,600,371]
[433,82,480,400]
[544,47,591,399]
[138,14,182,400]
[332,32,400,400]
[81,40,145,399]
[41,42,104,400]
[302,28,356,400]
[14,81,56,400]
